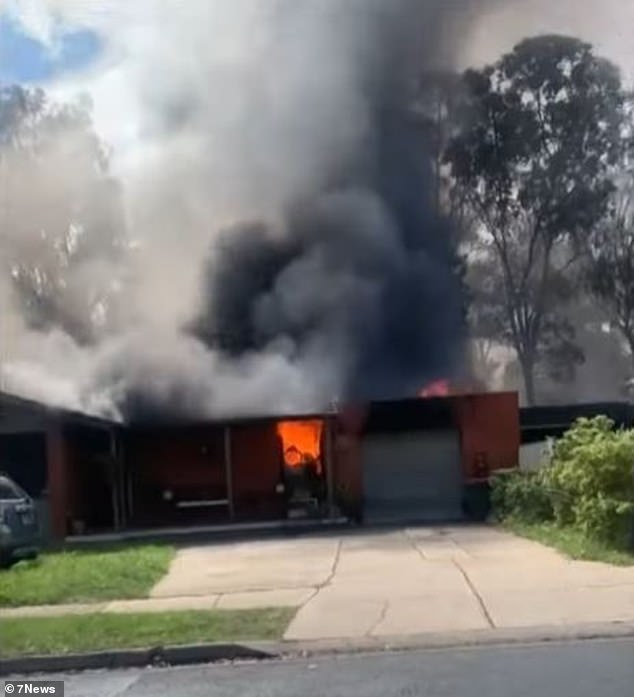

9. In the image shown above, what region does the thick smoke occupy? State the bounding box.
[0,1,498,420]
[192,117,465,403]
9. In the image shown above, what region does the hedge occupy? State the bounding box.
[492,417,634,549]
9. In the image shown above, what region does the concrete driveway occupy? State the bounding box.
[150,525,634,640]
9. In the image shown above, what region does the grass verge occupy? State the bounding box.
[504,519,634,566]
[0,608,295,658]
[0,545,174,607]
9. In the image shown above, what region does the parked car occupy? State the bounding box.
[0,473,40,568]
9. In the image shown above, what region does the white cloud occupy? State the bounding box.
[0,0,112,54]
[2,0,60,46]
[5,1,633,173]
[462,0,634,83]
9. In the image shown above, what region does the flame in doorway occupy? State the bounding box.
[277,420,323,472]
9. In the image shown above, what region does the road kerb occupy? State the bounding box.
[3,621,634,676]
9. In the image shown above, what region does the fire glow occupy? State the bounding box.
[418,380,451,398]
[277,420,323,472]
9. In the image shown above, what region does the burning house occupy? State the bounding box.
[0,389,520,541]
[0,3,526,540]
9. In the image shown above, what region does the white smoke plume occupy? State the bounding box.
[0,1,506,420]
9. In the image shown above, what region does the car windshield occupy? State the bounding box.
[0,478,25,500]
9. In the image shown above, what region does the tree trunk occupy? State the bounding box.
[520,355,537,406]
[628,335,634,375]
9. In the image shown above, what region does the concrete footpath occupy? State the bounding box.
[3,526,634,641]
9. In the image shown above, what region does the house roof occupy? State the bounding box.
[0,390,120,431]
[4,388,570,436]
[520,402,633,431]
[124,409,335,432]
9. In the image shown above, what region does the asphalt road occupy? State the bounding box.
[11,639,634,697]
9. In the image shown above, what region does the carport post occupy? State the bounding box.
[109,427,124,532]
[224,425,235,520]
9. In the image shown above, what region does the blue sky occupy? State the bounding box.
[0,13,102,84]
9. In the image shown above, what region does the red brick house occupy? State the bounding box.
[0,391,520,540]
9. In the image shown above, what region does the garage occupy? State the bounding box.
[362,429,463,523]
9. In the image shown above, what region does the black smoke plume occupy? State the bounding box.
[190,4,468,407]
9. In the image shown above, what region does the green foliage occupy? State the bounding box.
[584,171,634,365]
[504,520,634,566]
[573,495,634,542]
[0,544,173,607]
[494,417,634,549]
[491,470,553,523]
[542,417,634,543]
[1,608,295,658]
[445,35,631,403]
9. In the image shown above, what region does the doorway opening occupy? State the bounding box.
[276,419,326,518]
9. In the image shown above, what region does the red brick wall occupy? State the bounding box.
[332,407,365,520]
[453,392,520,481]
[127,427,226,493]
[125,426,227,525]
[332,432,363,520]
[230,422,286,519]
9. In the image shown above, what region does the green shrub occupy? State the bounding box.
[573,495,634,544]
[540,417,634,546]
[491,470,553,523]
[491,416,634,548]
[543,417,614,524]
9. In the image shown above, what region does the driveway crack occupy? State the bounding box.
[299,539,343,608]
[367,600,390,637]
[322,539,343,588]
[404,529,427,561]
[452,558,495,628]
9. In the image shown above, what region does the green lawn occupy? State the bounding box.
[505,520,634,566]
[0,608,295,657]
[0,545,174,607]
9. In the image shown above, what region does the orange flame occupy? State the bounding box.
[277,420,323,472]
[419,379,450,398]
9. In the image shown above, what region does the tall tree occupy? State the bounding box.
[445,35,628,404]
[464,248,507,383]
[413,70,478,242]
[0,85,127,344]
[413,71,461,216]
[586,167,634,371]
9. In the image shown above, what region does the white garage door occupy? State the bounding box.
[362,429,463,523]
